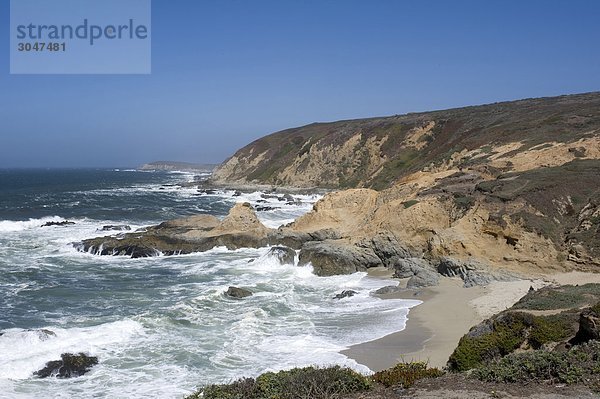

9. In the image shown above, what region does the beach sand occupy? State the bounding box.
[344,271,600,371]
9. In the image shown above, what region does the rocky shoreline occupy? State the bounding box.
[78,200,514,290]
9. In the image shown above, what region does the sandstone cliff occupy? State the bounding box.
[212,92,600,190]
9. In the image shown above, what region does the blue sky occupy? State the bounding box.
[1,0,599,168]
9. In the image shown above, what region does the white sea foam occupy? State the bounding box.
[0,217,66,233]
[0,319,144,380]
[0,177,421,398]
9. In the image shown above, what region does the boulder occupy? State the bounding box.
[34,353,98,378]
[374,285,403,295]
[225,286,253,298]
[333,290,357,299]
[268,246,296,265]
[393,257,432,279]
[406,268,440,289]
[298,240,383,276]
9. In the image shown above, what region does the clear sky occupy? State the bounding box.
[1,0,599,168]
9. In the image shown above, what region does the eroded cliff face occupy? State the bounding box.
[212,92,600,190]
[209,92,600,275]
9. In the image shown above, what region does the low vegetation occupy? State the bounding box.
[473,341,600,387]
[512,284,600,311]
[188,366,372,399]
[372,361,443,388]
[187,362,443,399]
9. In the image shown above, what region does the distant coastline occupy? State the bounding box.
[138,161,218,172]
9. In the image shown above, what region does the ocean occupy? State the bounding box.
[0,169,420,398]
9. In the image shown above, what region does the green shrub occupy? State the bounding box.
[448,313,532,371]
[529,314,575,349]
[373,362,443,388]
[189,366,372,399]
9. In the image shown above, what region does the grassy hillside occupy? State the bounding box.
[212,92,600,189]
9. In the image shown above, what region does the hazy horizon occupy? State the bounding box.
[2,0,600,168]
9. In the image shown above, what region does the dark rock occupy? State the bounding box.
[99,225,131,232]
[256,206,275,212]
[406,268,440,288]
[572,306,600,344]
[256,199,268,203]
[33,329,56,341]
[34,353,98,379]
[333,290,357,299]
[225,286,253,298]
[393,257,431,278]
[298,240,382,276]
[358,233,412,268]
[233,191,242,197]
[268,246,296,265]
[465,319,494,338]
[374,285,403,295]
[437,257,509,287]
[268,229,341,250]
[41,221,75,227]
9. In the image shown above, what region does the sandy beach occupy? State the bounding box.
[344,271,600,371]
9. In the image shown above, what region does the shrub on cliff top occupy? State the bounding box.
[473,341,600,385]
[373,362,443,388]
[448,312,532,372]
[188,366,372,399]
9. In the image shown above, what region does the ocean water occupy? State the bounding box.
[0,169,420,398]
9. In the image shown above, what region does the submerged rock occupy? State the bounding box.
[34,353,98,378]
[41,221,75,227]
[225,286,253,298]
[333,290,357,299]
[99,225,131,232]
[268,246,296,265]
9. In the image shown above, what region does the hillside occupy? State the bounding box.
[212,92,600,190]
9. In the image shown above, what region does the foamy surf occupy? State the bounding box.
[0,169,419,398]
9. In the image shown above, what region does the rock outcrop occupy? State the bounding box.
[34,353,98,378]
[267,246,296,265]
[225,287,253,298]
[298,240,383,276]
[80,203,271,257]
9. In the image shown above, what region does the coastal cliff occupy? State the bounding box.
[212,92,600,190]
[85,92,600,279]
[212,92,600,276]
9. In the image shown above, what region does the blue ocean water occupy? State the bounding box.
[0,169,419,398]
